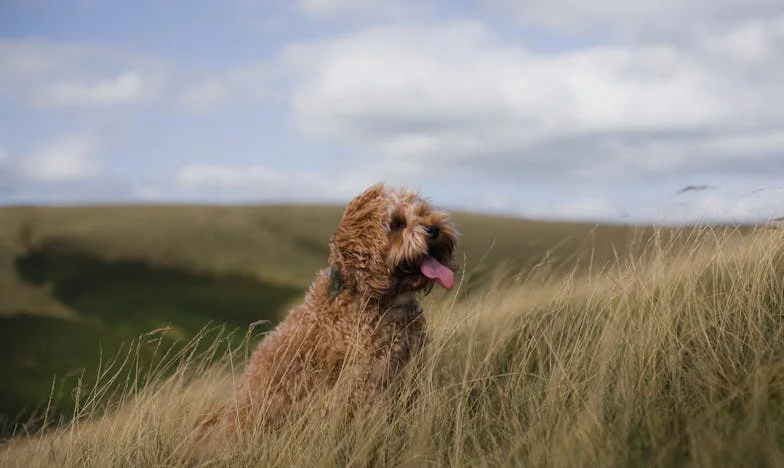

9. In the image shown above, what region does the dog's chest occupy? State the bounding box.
[385,293,423,323]
[370,295,426,358]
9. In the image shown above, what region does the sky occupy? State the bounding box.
[1,0,784,224]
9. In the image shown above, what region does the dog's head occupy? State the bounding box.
[328,183,458,298]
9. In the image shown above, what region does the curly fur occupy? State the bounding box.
[202,182,458,432]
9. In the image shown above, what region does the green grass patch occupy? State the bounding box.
[1,242,301,435]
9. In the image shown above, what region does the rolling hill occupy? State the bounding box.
[0,207,779,466]
[0,204,749,436]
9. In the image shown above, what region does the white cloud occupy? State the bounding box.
[523,196,619,221]
[133,185,162,200]
[559,197,616,218]
[485,0,784,40]
[298,0,421,18]
[281,20,784,182]
[177,164,286,189]
[174,162,415,202]
[173,63,272,112]
[701,21,774,62]
[37,71,147,107]
[475,191,511,212]
[177,81,229,112]
[477,186,784,223]
[300,0,380,15]
[19,136,102,182]
[0,136,138,203]
[659,187,784,223]
[0,40,168,108]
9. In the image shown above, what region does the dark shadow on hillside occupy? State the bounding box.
[13,240,302,332]
[1,240,304,437]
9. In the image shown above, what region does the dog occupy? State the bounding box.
[204,182,458,432]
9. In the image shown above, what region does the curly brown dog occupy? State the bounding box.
[204,182,458,432]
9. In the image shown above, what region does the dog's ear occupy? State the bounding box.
[328,183,392,296]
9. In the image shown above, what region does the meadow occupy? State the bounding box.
[1,204,778,466]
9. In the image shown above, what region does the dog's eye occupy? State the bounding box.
[390,217,406,231]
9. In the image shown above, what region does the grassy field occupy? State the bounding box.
[0,203,703,436]
[1,216,781,466]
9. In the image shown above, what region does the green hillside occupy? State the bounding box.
[2,218,780,466]
[0,204,748,436]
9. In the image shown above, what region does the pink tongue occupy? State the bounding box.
[419,255,454,290]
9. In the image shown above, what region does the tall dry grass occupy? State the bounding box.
[2,225,784,467]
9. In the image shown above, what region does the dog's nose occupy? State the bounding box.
[425,224,439,240]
